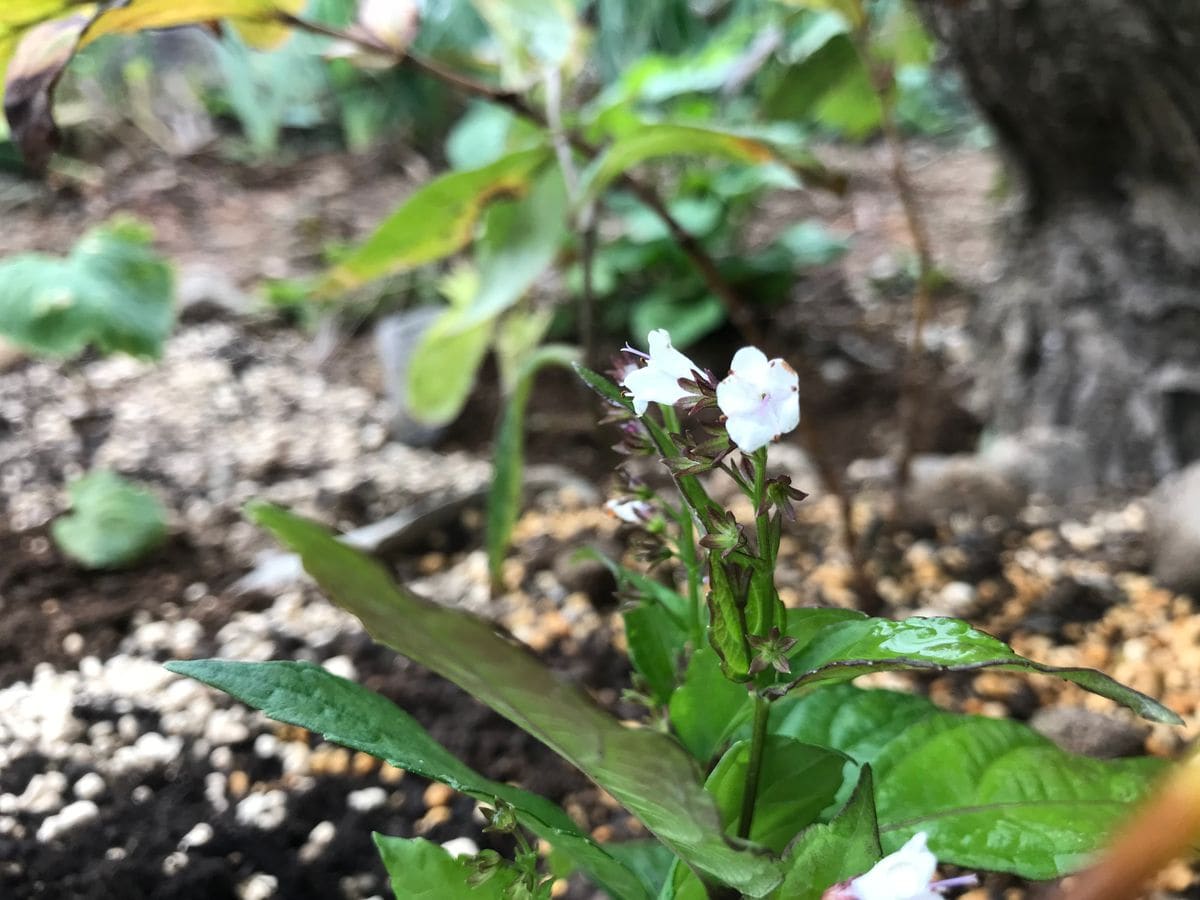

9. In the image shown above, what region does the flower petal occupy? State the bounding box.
[850,833,939,900]
[725,412,778,454]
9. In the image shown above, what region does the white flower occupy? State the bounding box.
[848,833,940,900]
[715,346,799,453]
[621,329,701,416]
[605,499,653,524]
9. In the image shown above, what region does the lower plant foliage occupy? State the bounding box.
[168,353,1180,899]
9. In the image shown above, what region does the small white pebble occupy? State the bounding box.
[132,785,153,804]
[322,655,357,681]
[238,872,279,900]
[179,822,214,850]
[347,786,387,813]
[298,820,336,863]
[235,790,288,830]
[61,633,85,656]
[73,773,105,801]
[205,772,228,814]
[205,709,250,745]
[162,850,189,875]
[105,847,127,861]
[18,772,67,815]
[37,800,99,842]
[440,837,479,859]
[253,734,278,759]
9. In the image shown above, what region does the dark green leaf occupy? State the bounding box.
[52,470,167,569]
[773,615,1182,724]
[247,505,783,896]
[486,344,580,591]
[167,659,649,900]
[706,735,849,852]
[706,559,751,681]
[0,219,173,359]
[777,766,882,900]
[373,834,519,898]
[765,685,1167,879]
[669,646,752,763]
[572,362,635,412]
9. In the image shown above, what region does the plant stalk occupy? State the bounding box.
[738,692,771,841]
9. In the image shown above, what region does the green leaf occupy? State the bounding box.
[323,147,552,292]
[706,736,849,852]
[0,218,173,358]
[572,362,635,413]
[776,220,849,267]
[247,505,784,896]
[669,646,751,763]
[579,123,777,208]
[773,614,1182,724]
[166,659,650,900]
[777,767,882,900]
[765,34,882,138]
[630,293,725,351]
[493,308,554,394]
[373,835,519,898]
[584,550,691,706]
[606,841,677,898]
[486,343,580,592]
[404,306,493,427]
[52,470,167,569]
[765,685,1167,879]
[458,168,568,331]
[706,559,752,682]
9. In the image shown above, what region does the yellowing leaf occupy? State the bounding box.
[322,146,552,292]
[3,6,98,171]
[82,0,295,46]
[229,0,304,50]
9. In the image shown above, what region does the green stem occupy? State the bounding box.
[738,693,771,840]
[661,404,706,647]
[751,449,775,571]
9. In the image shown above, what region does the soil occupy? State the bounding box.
[4,129,1199,900]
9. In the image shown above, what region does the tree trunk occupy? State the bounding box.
[912,0,1200,483]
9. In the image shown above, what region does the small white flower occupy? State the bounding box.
[621,329,701,416]
[848,833,940,900]
[604,499,653,524]
[715,346,799,453]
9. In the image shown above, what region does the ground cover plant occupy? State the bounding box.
[4,2,1200,899]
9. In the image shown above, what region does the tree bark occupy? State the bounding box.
[912,0,1200,483]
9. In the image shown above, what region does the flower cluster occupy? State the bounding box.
[620,329,799,453]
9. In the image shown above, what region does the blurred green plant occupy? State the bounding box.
[0,218,174,359]
[52,470,169,569]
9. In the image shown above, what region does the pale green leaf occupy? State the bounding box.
[373,835,519,898]
[405,306,493,427]
[52,470,167,569]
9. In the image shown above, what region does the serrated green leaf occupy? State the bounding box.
[52,470,167,569]
[0,219,173,358]
[669,646,752,763]
[765,685,1167,879]
[373,835,519,898]
[486,343,580,591]
[323,147,552,292]
[166,659,650,900]
[706,736,849,852]
[247,505,784,896]
[579,123,777,208]
[773,614,1182,724]
[777,766,882,900]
